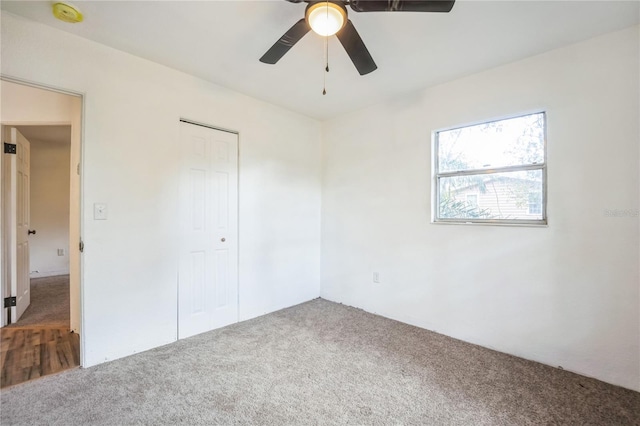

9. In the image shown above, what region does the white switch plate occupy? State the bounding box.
[373,272,380,283]
[57,248,65,256]
[94,203,108,220]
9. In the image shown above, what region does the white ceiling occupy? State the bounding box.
[2,1,638,120]
[15,125,71,145]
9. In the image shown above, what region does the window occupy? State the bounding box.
[434,112,546,225]
[528,192,542,215]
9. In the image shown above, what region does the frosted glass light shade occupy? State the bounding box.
[307,3,346,36]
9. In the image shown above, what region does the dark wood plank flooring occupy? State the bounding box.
[0,327,80,388]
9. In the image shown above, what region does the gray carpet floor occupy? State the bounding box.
[5,275,70,328]
[0,299,638,425]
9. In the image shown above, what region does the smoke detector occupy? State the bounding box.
[52,2,83,23]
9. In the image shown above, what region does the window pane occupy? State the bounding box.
[528,191,542,215]
[438,113,545,172]
[466,194,478,208]
[438,169,543,220]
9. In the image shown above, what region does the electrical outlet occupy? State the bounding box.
[94,203,108,220]
[373,272,380,283]
[57,248,65,256]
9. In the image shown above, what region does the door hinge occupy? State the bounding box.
[4,142,16,154]
[3,297,16,308]
[77,163,80,175]
[79,240,84,253]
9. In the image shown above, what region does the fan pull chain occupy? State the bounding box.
[322,31,329,95]
[322,1,330,96]
[322,37,326,95]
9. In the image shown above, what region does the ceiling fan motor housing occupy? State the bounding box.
[305,0,348,15]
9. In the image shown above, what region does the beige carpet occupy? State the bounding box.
[5,275,69,328]
[0,299,638,425]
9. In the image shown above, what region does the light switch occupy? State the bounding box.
[94,203,108,220]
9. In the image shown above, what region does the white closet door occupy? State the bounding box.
[178,122,238,339]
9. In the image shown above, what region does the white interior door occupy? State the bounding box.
[1,125,8,327]
[10,128,31,322]
[178,121,238,339]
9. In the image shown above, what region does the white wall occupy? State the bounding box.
[1,12,322,367]
[0,81,78,124]
[321,26,640,391]
[29,139,70,277]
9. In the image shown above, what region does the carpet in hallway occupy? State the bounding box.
[5,275,69,328]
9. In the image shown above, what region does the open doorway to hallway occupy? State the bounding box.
[1,80,83,387]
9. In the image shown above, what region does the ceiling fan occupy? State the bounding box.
[260,0,456,76]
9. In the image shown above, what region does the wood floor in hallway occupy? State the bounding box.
[1,275,79,388]
[1,327,80,388]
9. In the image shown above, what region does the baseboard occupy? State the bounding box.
[30,270,70,279]
[239,294,320,324]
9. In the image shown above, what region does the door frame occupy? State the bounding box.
[0,75,85,366]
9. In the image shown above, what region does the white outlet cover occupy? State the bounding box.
[94,203,108,220]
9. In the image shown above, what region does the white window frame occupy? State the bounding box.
[432,111,547,226]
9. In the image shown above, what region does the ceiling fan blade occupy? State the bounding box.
[350,0,455,13]
[260,19,311,64]
[336,20,377,75]
[336,19,378,75]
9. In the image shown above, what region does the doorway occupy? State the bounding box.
[0,79,83,387]
[5,126,71,324]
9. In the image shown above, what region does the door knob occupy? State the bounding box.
[221,238,226,242]
[28,229,36,235]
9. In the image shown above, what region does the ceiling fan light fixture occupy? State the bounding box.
[306,2,346,37]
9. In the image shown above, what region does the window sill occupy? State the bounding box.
[431,220,548,228]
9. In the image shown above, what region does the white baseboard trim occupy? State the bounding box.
[30,270,70,279]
